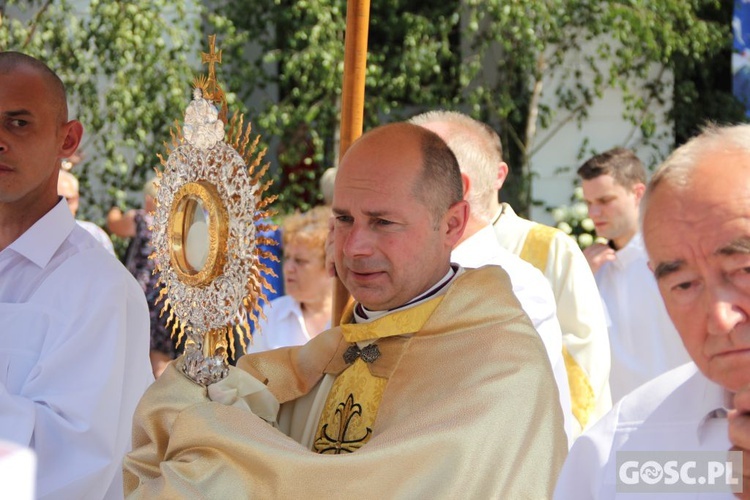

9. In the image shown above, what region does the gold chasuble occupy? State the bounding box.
[521,224,596,429]
[314,297,442,453]
[124,267,567,499]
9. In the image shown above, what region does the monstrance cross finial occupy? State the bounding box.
[201,34,222,98]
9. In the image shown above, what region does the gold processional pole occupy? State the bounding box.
[333,0,371,326]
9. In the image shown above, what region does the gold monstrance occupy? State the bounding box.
[151,35,277,386]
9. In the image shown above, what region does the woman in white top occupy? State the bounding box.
[248,205,333,352]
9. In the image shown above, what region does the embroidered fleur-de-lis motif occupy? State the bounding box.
[314,394,373,454]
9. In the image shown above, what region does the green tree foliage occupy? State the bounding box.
[0,0,199,221]
[461,0,739,213]
[206,0,461,213]
[672,1,747,144]
[1,1,741,218]
[212,0,739,215]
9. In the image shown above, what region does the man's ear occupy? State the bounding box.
[444,199,469,247]
[496,162,509,190]
[633,182,646,203]
[60,120,83,159]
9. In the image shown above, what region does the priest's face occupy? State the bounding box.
[0,62,81,217]
[643,148,750,392]
[332,124,466,311]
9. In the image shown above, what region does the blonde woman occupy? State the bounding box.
[248,205,333,352]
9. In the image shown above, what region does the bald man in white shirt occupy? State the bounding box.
[410,111,574,443]
[0,52,152,499]
[555,124,750,499]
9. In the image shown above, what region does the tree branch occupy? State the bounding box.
[523,52,546,169]
[622,65,667,147]
[506,120,526,157]
[529,100,589,159]
[23,0,54,49]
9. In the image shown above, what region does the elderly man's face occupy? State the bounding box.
[643,149,750,392]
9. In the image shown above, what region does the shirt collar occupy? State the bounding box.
[6,197,74,268]
[492,203,514,225]
[626,363,729,445]
[611,232,645,267]
[690,367,731,444]
[272,295,304,320]
[354,264,462,323]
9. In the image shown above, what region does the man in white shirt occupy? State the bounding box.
[411,112,611,433]
[0,52,152,499]
[555,124,750,499]
[493,202,612,431]
[410,110,574,442]
[578,147,690,402]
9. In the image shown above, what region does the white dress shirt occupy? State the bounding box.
[595,233,691,403]
[248,295,331,353]
[554,362,732,499]
[452,225,575,444]
[0,198,153,500]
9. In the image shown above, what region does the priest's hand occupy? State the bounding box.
[729,385,750,498]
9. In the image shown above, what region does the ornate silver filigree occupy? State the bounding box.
[183,88,225,150]
[151,36,276,386]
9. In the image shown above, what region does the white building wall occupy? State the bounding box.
[528,54,674,225]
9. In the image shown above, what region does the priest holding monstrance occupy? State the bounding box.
[124,39,566,498]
